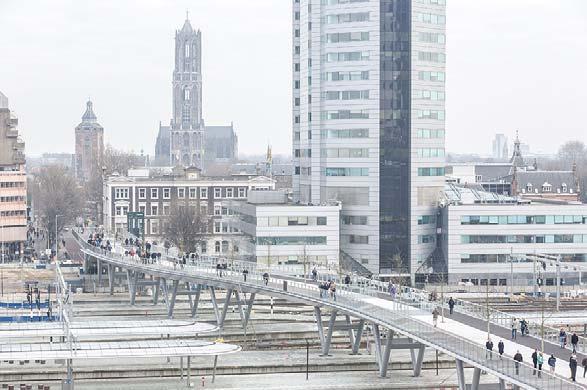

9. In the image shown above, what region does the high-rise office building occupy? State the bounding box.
[292,0,446,278]
[492,133,508,160]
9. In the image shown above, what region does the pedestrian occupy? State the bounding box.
[513,350,523,375]
[532,349,538,375]
[485,338,494,360]
[497,340,505,359]
[432,307,440,327]
[263,272,269,286]
[520,318,527,336]
[571,332,579,353]
[448,297,455,315]
[330,281,337,301]
[319,282,326,298]
[511,318,518,340]
[344,274,351,285]
[548,354,556,374]
[242,269,248,282]
[537,352,543,378]
[570,353,578,382]
[559,328,567,349]
[582,357,587,378]
[311,268,317,281]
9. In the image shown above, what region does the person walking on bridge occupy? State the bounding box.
[263,272,269,286]
[498,340,504,359]
[569,353,578,382]
[537,352,544,378]
[532,349,538,375]
[513,350,523,375]
[448,297,455,315]
[485,338,493,360]
[548,354,556,374]
[571,332,579,353]
[582,356,587,378]
[511,318,518,340]
[559,328,567,349]
[432,307,440,327]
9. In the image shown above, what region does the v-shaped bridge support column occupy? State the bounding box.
[152,277,160,305]
[126,269,139,305]
[455,359,466,390]
[107,264,114,296]
[234,291,255,334]
[218,289,233,328]
[189,284,202,319]
[209,287,221,326]
[167,279,179,318]
[314,307,337,356]
[408,338,425,377]
[373,324,394,378]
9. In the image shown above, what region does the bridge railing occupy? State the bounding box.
[79,228,587,355]
[74,233,579,390]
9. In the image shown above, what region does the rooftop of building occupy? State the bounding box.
[441,183,520,206]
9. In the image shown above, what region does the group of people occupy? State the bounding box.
[510,318,530,340]
[558,328,581,352]
[318,280,337,300]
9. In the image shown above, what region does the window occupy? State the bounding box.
[201,242,207,253]
[341,216,366,225]
[221,241,229,252]
[416,148,445,158]
[325,31,369,43]
[542,182,552,192]
[324,167,368,176]
[214,241,221,253]
[138,188,146,199]
[346,235,368,244]
[150,220,159,235]
[226,188,234,198]
[416,129,444,139]
[317,217,327,225]
[321,110,369,120]
[415,109,445,120]
[238,187,246,198]
[416,12,446,24]
[184,88,190,100]
[150,188,158,199]
[418,235,435,244]
[200,187,208,199]
[324,12,369,24]
[414,90,445,101]
[185,43,190,57]
[256,236,327,245]
[189,187,197,199]
[138,203,146,214]
[322,90,370,100]
[162,188,171,199]
[325,51,369,62]
[322,71,369,81]
[214,188,222,198]
[150,204,158,216]
[321,129,369,139]
[418,215,436,225]
[418,32,446,44]
[323,148,369,158]
[418,167,445,176]
[115,188,129,199]
[214,203,221,216]
[162,203,170,215]
[418,71,445,82]
[177,187,186,199]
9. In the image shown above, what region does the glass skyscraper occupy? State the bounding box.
[292,0,446,279]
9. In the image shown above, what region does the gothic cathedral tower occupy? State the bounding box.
[170,14,204,169]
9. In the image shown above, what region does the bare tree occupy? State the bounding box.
[31,165,83,248]
[557,141,585,166]
[162,200,208,255]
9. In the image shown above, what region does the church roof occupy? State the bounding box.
[204,125,235,139]
[81,100,98,123]
[509,131,525,169]
[181,16,193,34]
[516,170,577,193]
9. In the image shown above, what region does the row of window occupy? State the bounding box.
[322,90,370,100]
[414,90,445,101]
[0,196,26,203]
[415,109,445,120]
[115,187,247,200]
[321,129,369,139]
[257,216,327,227]
[418,215,437,225]
[461,253,587,264]
[322,71,369,82]
[324,51,370,62]
[324,168,369,177]
[342,215,368,225]
[323,148,369,158]
[416,12,446,25]
[324,31,369,43]
[342,234,369,244]
[416,148,445,158]
[418,71,445,82]
[460,215,587,225]
[418,51,446,63]
[0,182,25,188]
[415,0,446,5]
[418,234,436,244]
[416,129,445,139]
[321,110,369,120]
[0,210,26,217]
[321,0,369,4]
[256,236,327,246]
[418,32,446,44]
[323,12,370,24]
[418,167,445,176]
[461,235,587,244]
[294,149,311,158]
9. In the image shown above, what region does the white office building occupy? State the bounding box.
[292,0,446,278]
[441,185,587,285]
[232,190,342,269]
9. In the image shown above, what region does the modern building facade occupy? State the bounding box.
[0,91,27,261]
[232,190,341,269]
[442,200,587,286]
[155,16,238,170]
[103,167,275,256]
[292,0,446,277]
[74,100,104,182]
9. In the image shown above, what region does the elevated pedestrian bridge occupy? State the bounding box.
[72,230,580,390]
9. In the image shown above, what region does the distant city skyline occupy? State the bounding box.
[0,0,586,157]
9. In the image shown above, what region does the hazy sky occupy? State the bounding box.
[1,0,586,157]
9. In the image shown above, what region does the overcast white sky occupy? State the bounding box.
[1,0,586,157]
